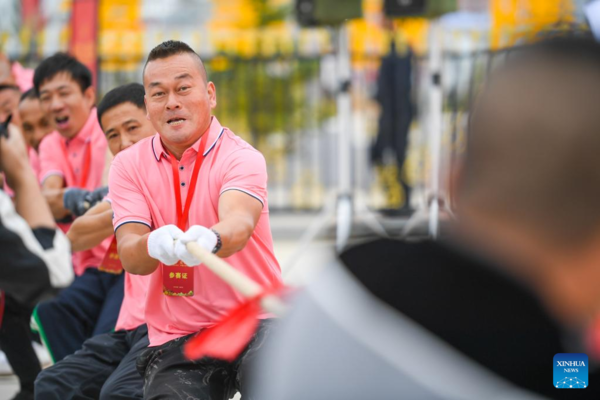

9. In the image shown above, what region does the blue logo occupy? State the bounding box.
[554,353,588,389]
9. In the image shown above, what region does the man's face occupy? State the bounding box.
[38,72,95,139]
[0,88,20,126]
[18,97,52,151]
[143,53,216,149]
[101,102,155,156]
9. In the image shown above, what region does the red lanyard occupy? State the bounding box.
[59,139,92,188]
[167,132,210,230]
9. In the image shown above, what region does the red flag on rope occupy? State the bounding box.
[184,283,286,362]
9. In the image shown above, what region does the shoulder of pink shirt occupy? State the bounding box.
[113,134,157,165]
[38,130,62,150]
[11,62,34,92]
[80,107,102,140]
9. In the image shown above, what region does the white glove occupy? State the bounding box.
[174,225,218,266]
[147,225,184,265]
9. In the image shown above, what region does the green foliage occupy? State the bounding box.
[201,2,337,144]
[208,56,336,144]
[249,0,293,27]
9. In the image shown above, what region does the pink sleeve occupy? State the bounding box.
[219,148,267,206]
[108,154,152,231]
[38,135,65,185]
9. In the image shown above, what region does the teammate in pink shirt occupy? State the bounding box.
[18,89,52,153]
[34,53,110,275]
[35,83,154,400]
[0,84,42,197]
[110,41,282,399]
[18,89,53,182]
[32,53,122,363]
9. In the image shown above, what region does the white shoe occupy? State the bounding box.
[32,342,52,368]
[0,351,13,376]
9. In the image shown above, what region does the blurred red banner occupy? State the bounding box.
[70,0,98,88]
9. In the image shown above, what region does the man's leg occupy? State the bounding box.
[33,269,121,362]
[0,296,39,400]
[136,335,234,400]
[34,330,130,400]
[137,320,275,400]
[99,324,148,400]
[93,273,124,336]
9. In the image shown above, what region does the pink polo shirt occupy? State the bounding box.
[103,196,150,332]
[115,272,151,331]
[109,117,282,346]
[39,109,110,275]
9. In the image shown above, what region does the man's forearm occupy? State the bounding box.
[118,233,159,275]
[211,214,255,258]
[67,209,114,252]
[43,189,70,220]
[11,167,56,229]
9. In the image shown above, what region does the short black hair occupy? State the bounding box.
[0,84,20,94]
[143,40,207,80]
[97,83,146,130]
[506,33,600,68]
[33,53,92,95]
[19,88,37,103]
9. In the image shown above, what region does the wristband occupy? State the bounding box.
[211,229,222,254]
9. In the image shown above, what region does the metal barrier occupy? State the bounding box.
[97,53,392,212]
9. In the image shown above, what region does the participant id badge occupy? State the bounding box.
[98,237,123,274]
[163,262,194,297]
[161,131,212,298]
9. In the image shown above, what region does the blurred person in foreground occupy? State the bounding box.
[0,84,45,185]
[0,121,72,399]
[34,83,154,400]
[0,84,24,195]
[0,88,51,197]
[8,89,53,191]
[253,35,600,400]
[0,79,52,394]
